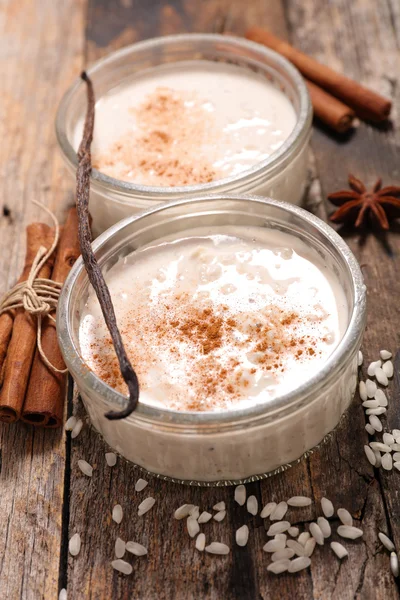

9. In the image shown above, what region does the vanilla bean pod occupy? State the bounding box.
[76,71,139,419]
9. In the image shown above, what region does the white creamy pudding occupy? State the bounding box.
[79,226,348,412]
[73,61,297,187]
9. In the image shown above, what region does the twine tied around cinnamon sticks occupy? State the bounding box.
[0,201,67,375]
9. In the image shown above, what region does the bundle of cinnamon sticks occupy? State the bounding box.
[245,27,392,133]
[0,207,80,427]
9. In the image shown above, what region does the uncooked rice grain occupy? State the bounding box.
[272,548,295,561]
[298,532,311,546]
[366,407,386,416]
[382,361,394,378]
[234,485,246,506]
[366,379,377,397]
[111,559,132,575]
[263,539,286,553]
[189,506,200,520]
[270,501,288,521]
[126,541,147,556]
[65,416,77,431]
[205,542,230,555]
[321,497,334,518]
[138,497,155,516]
[196,533,206,552]
[267,521,291,536]
[213,502,226,511]
[364,445,377,466]
[391,552,399,577]
[288,527,299,537]
[247,495,258,516]
[105,452,117,467]
[359,381,367,401]
[236,525,249,547]
[368,360,381,377]
[115,537,125,558]
[375,368,389,386]
[382,453,393,471]
[287,496,311,507]
[260,502,276,519]
[337,525,363,539]
[71,419,83,439]
[213,510,226,522]
[358,350,363,366]
[135,478,148,492]
[374,450,382,468]
[77,459,93,477]
[370,442,392,453]
[365,424,375,435]
[187,517,200,538]
[394,462,400,472]
[393,452,400,462]
[304,538,317,557]
[317,516,331,538]
[390,444,400,451]
[383,433,395,445]
[286,539,306,557]
[288,557,311,573]
[309,522,324,545]
[198,511,212,524]
[112,504,123,524]
[59,589,67,600]
[369,415,383,432]
[267,560,290,574]
[379,532,395,552]
[337,508,353,526]
[392,429,400,438]
[375,389,388,407]
[380,350,392,360]
[275,534,287,543]
[330,541,348,559]
[362,400,379,408]
[174,504,195,520]
[69,533,81,557]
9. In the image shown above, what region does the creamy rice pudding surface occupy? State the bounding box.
[73,61,297,187]
[79,227,348,411]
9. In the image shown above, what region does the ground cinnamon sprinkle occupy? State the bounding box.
[93,87,219,186]
[87,290,324,411]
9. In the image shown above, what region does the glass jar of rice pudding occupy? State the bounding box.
[57,195,366,485]
[56,34,312,235]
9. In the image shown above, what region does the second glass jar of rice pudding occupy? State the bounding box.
[56,34,312,234]
[57,195,366,484]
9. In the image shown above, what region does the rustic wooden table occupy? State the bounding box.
[1,0,400,598]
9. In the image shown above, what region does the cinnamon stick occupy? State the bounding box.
[0,224,53,382]
[22,208,81,427]
[0,225,56,423]
[246,26,392,123]
[305,80,355,133]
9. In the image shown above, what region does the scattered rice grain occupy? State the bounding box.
[304,537,317,557]
[375,368,389,386]
[272,548,295,561]
[126,541,147,556]
[370,441,392,453]
[59,589,67,600]
[189,506,200,520]
[330,541,348,559]
[247,495,258,516]
[382,361,394,378]
[138,497,155,516]
[366,407,387,416]
[379,532,395,552]
[115,537,125,559]
[174,504,195,520]
[383,433,395,446]
[198,511,212,524]
[288,526,299,537]
[393,429,400,438]
[213,501,225,511]
[380,350,392,360]
[270,501,288,521]
[112,504,123,524]
[374,450,382,468]
[375,389,388,407]
[267,521,291,536]
[263,538,286,553]
[65,416,77,431]
[359,381,367,401]
[362,400,379,408]
[205,542,230,555]
[337,525,363,539]
[365,424,375,435]
[288,556,311,573]
[260,502,276,519]
[321,497,334,518]
[366,379,377,397]
[187,517,200,538]
[298,532,311,546]
[358,350,363,366]
[213,510,226,522]
[234,485,246,506]
[390,444,400,451]
[69,533,81,557]
[369,415,383,432]
[287,496,311,507]
[364,445,377,466]
[135,478,148,492]
[267,560,290,574]
[382,453,393,471]
[111,559,132,575]
[393,452,400,462]
[309,522,324,545]
[236,525,249,547]
[196,533,206,552]
[337,508,353,526]
[71,419,83,439]
[368,360,381,377]
[286,539,306,557]
[317,516,331,538]
[391,552,399,577]
[105,452,117,467]
[77,459,93,477]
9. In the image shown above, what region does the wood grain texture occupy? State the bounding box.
[0,1,86,598]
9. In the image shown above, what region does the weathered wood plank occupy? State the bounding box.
[0,1,87,598]
[64,0,400,598]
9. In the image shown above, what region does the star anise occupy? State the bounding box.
[328,174,400,230]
